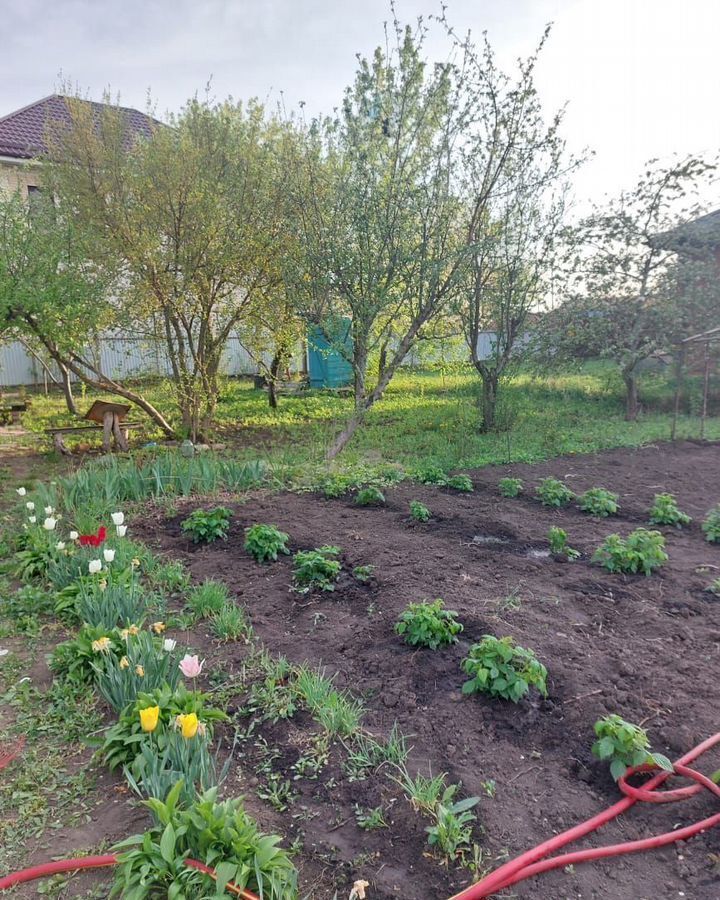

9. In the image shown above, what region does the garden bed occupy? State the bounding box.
[123,439,720,899]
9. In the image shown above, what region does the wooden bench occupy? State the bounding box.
[46,421,143,455]
[0,402,27,425]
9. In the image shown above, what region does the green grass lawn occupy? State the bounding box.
[7,361,720,473]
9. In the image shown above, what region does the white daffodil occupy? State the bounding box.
[26,501,35,511]
[88,559,102,574]
[103,548,116,563]
[163,638,177,653]
[69,531,79,541]
[116,525,127,537]
[111,512,124,526]
[43,517,57,531]
[16,487,26,496]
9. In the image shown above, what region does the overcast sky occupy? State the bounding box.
[2,0,719,210]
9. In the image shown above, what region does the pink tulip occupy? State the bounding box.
[178,654,204,678]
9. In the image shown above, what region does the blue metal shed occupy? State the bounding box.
[307,320,353,389]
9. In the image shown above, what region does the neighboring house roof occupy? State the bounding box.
[652,208,720,255]
[0,94,158,160]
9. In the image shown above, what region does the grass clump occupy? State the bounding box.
[244,524,290,563]
[461,635,548,702]
[186,580,229,618]
[498,477,523,498]
[578,487,619,517]
[592,528,667,575]
[211,603,252,642]
[648,493,691,528]
[395,599,463,650]
[535,477,574,507]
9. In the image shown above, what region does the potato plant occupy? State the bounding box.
[648,493,691,528]
[355,486,386,506]
[409,500,431,522]
[592,528,667,575]
[461,635,547,702]
[292,546,342,592]
[498,477,523,498]
[548,526,579,560]
[702,504,720,543]
[395,599,463,650]
[244,524,290,563]
[446,474,473,492]
[181,506,232,543]
[535,477,574,507]
[578,487,619,517]
[592,714,672,781]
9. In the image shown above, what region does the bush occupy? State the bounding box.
[578,487,619,517]
[461,635,547,702]
[409,500,431,522]
[414,464,448,485]
[395,599,463,650]
[536,477,574,507]
[111,784,297,899]
[648,493,691,528]
[186,579,229,618]
[592,714,672,781]
[181,506,232,543]
[292,546,342,593]
[592,528,667,575]
[702,505,720,543]
[498,477,523,498]
[244,524,290,563]
[446,474,473,492]
[355,486,386,506]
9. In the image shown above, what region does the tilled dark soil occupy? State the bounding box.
[132,440,720,900]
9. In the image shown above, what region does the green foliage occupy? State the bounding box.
[111,784,297,899]
[352,564,375,583]
[702,504,720,543]
[592,714,673,781]
[548,526,580,560]
[355,486,386,506]
[498,477,523,498]
[395,599,463,650]
[409,500,431,522]
[181,506,232,543]
[343,724,409,781]
[244,524,290,563]
[461,635,548,702]
[294,666,364,737]
[74,575,152,630]
[414,464,448,485]
[425,789,479,862]
[592,528,667,575]
[394,767,449,815]
[125,729,219,808]
[97,683,227,771]
[211,604,253,643]
[648,493,691,528]
[292,546,342,593]
[0,584,54,635]
[578,487,619,517]
[535,477,574,507]
[51,623,125,686]
[186,580,229,619]
[149,559,190,594]
[446,474,473,492]
[354,804,387,830]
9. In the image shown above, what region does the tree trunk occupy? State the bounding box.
[479,372,499,433]
[267,346,287,410]
[58,362,78,416]
[622,366,640,421]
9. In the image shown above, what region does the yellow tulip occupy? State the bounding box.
[139,705,160,733]
[177,713,199,739]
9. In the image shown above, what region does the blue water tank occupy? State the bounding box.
[307,319,353,389]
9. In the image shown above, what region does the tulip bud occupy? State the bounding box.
[103,548,116,563]
[88,559,102,574]
[111,512,125,526]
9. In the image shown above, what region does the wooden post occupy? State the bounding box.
[111,413,129,451]
[102,410,114,452]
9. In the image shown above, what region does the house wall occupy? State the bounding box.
[0,159,42,197]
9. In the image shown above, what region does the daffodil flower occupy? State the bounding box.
[119,656,130,669]
[135,665,145,677]
[91,636,112,653]
[152,622,166,634]
[139,705,160,732]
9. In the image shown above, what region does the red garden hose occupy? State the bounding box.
[450,731,720,898]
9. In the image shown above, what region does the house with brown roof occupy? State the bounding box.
[0,94,157,197]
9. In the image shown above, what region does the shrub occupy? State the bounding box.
[579,487,619,517]
[186,579,229,618]
[461,635,548,702]
[244,524,290,563]
[352,564,374,583]
[702,505,720,543]
[446,474,473,492]
[592,714,672,781]
[536,477,574,507]
[292,546,342,593]
[498,477,523,498]
[409,500,431,522]
[648,493,691,528]
[395,599,463,650]
[181,506,232,543]
[548,526,579,560]
[355,486,386,506]
[211,603,252,642]
[592,528,667,575]
[110,784,298,899]
[414,464,448,485]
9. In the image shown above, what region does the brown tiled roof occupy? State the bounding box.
[0,94,158,160]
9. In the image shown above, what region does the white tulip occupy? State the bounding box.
[16,487,26,496]
[69,531,79,541]
[111,512,124,526]
[103,548,116,563]
[28,515,37,524]
[88,559,102,574]
[116,525,127,537]
[56,541,66,551]
[26,501,35,511]
[163,638,177,653]
[44,506,54,516]
[43,517,57,531]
